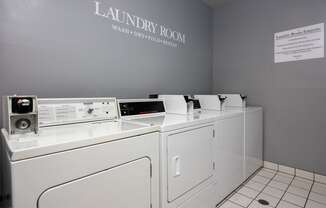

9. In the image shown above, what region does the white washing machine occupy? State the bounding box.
[0,137,3,206]
[218,94,263,180]
[194,94,262,204]
[193,95,244,204]
[118,97,217,208]
[242,107,263,178]
[1,97,160,208]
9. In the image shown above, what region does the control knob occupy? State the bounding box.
[87,108,94,114]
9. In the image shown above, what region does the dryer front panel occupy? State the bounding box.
[166,125,214,202]
[38,158,151,208]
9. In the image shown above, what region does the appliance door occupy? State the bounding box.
[177,184,216,208]
[166,125,214,202]
[245,109,263,179]
[215,114,244,200]
[38,158,151,208]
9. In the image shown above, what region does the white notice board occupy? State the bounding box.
[274,23,324,63]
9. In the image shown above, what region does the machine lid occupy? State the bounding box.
[1,121,159,161]
[123,113,216,132]
[119,99,216,132]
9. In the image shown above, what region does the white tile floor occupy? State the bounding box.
[218,168,326,208]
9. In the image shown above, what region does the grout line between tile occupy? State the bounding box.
[303,177,315,208]
[308,198,326,206]
[286,188,310,199]
[236,164,326,207]
[229,197,252,208]
[274,170,296,208]
[216,167,266,208]
[218,166,323,208]
[230,168,265,208]
[229,200,247,208]
[283,198,307,208]
[237,191,256,200]
[295,175,314,182]
[264,161,326,183]
[215,168,262,208]
[246,169,277,208]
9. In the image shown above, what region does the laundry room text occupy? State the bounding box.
[94,1,186,47]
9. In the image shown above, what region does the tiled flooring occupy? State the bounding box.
[218,168,326,208]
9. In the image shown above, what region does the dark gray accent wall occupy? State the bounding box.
[0,0,213,124]
[0,0,212,198]
[213,0,326,174]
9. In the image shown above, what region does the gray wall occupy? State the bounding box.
[0,0,212,199]
[213,0,326,174]
[0,0,213,124]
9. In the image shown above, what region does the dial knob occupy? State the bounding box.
[15,118,31,130]
[87,108,94,114]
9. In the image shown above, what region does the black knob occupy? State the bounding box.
[218,95,227,103]
[15,119,31,130]
[240,94,247,101]
[88,108,94,114]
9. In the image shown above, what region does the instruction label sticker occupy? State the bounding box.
[274,23,324,63]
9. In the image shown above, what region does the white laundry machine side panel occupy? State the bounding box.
[38,158,151,208]
[9,132,160,208]
[214,114,244,202]
[0,136,3,205]
[1,136,12,208]
[244,108,263,179]
[160,123,215,208]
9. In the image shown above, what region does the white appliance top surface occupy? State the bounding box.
[199,106,262,117]
[224,106,263,112]
[124,113,216,132]
[1,121,159,161]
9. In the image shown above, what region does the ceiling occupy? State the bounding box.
[202,0,233,8]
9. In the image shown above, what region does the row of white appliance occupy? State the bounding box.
[0,94,262,208]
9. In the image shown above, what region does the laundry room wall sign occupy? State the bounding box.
[274,23,324,63]
[94,1,186,48]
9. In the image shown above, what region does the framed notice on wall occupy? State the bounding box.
[274,23,324,63]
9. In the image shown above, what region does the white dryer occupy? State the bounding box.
[1,97,160,208]
[118,97,217,208]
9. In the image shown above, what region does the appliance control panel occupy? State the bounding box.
[118,99,165,117]
[38,98,118,127]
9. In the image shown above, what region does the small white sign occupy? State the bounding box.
[274,23,324,63]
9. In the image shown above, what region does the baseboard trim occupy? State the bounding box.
[263,161,326,184]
